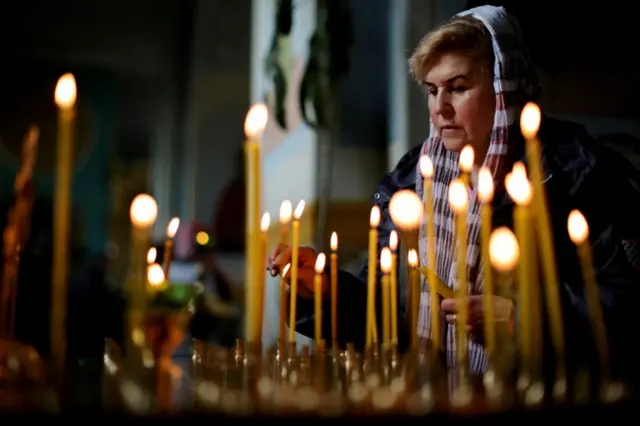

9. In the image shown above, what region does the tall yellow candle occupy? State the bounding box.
[243,103,268,343]
[448,179,469,369]
[288,200,306,343]
[567,210,611,385]
[162,217,180,280]
[419,154,440,351]
[389,231,398,345]
[254,212,270,345]
[477,168,496,357]
[366,206,381,348]
[330,232,339,348]
[408,250,420,350]
[279,264,291,344]
[314,253,327,344]
[459,145,474,188]
[488,227,520,380]
[505,165,534,385]
[380,247,392,349]
[51,73,77,381]
[521,103,566,377]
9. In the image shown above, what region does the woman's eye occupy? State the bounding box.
[450,86,468,93]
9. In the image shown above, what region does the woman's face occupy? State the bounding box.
[425,53,496,162]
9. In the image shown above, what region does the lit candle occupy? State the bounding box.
[448,179,469,369]
[407,249,420,350]
[521,103,566,377]
[389,231,399,345]
[330,232,339,348]
[147,248,157,264]
[366,206,381,348]
[51,73,77,379]
[380,247,392,349]
[147,263,166,292]
[255,212,270,345]
[567,210,611,385]
[419,154,440,351]
[477,168,496,358]
[459,145,474,188]
[314,253,327,345]
[279,263,291,345]
[243,103,268,343]
[488,227,520,379]
[288,200,305,343]
[162,217,180,280]
[505,165,534,384]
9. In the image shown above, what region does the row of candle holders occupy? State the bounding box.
[100,337,628,416]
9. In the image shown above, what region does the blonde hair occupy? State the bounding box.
[408,16,494,84]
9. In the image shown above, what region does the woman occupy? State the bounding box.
[268,6,640,379]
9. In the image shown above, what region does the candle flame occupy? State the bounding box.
[130,194,158,228]
[315,253,326,273]
[505,170,533,206]
[489,227,520,272]
[281,263,291,278]
[448,179,468,213]
[419,155,433,179]
[55,73,77,109]
[459,145,474,173]
[147,248,157,264]
[261,212,271,232]
[568,209,589,244]
[380,247,392,273]
[294,200,305,220]
[370,205,381,228]
[389,230,398,251]
[330,232,338,251]
[408,249,418,268]
[388,190,423,231]
[166,217,180,238]
[520,102,541,139]
[147,263,166,287]
[477,167,494,203]
[244,103,269,139]
[512,161,528,179]
[279,200,292,224]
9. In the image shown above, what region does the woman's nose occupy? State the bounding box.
[433,93,452,116]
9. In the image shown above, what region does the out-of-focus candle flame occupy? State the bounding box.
[244,103,268,139]
[520,102,541,139]
[280,200,292,224]
[408,249,418,268]
[370,206,381,228]
[505,169,533,206]
[315,253,326,273]
[419,155,433,179]
[512,161,528,179]
[477,167,494,203]
[568,209,589,245]
[489,227,520,272]
[147,248,157,264]
[130,194,158,228]
[389,190,423,231]
[147,263,165,287]
[294,200,305,220]
[261,212,271,232]
[166,217,180,238]
[459,145,474,172]
[281,263,291,278]
[389,230,398,251]
[380,247,392,273]
[330,232,338,251]
[55,73,77,109]
[448,179,468,213]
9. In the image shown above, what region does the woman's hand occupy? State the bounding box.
[441,295,513,340]
[267,243,328,298]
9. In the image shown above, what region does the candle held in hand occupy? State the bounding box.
[279,263,291,344]
[330,232,339,348]
[314,253,327,344]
